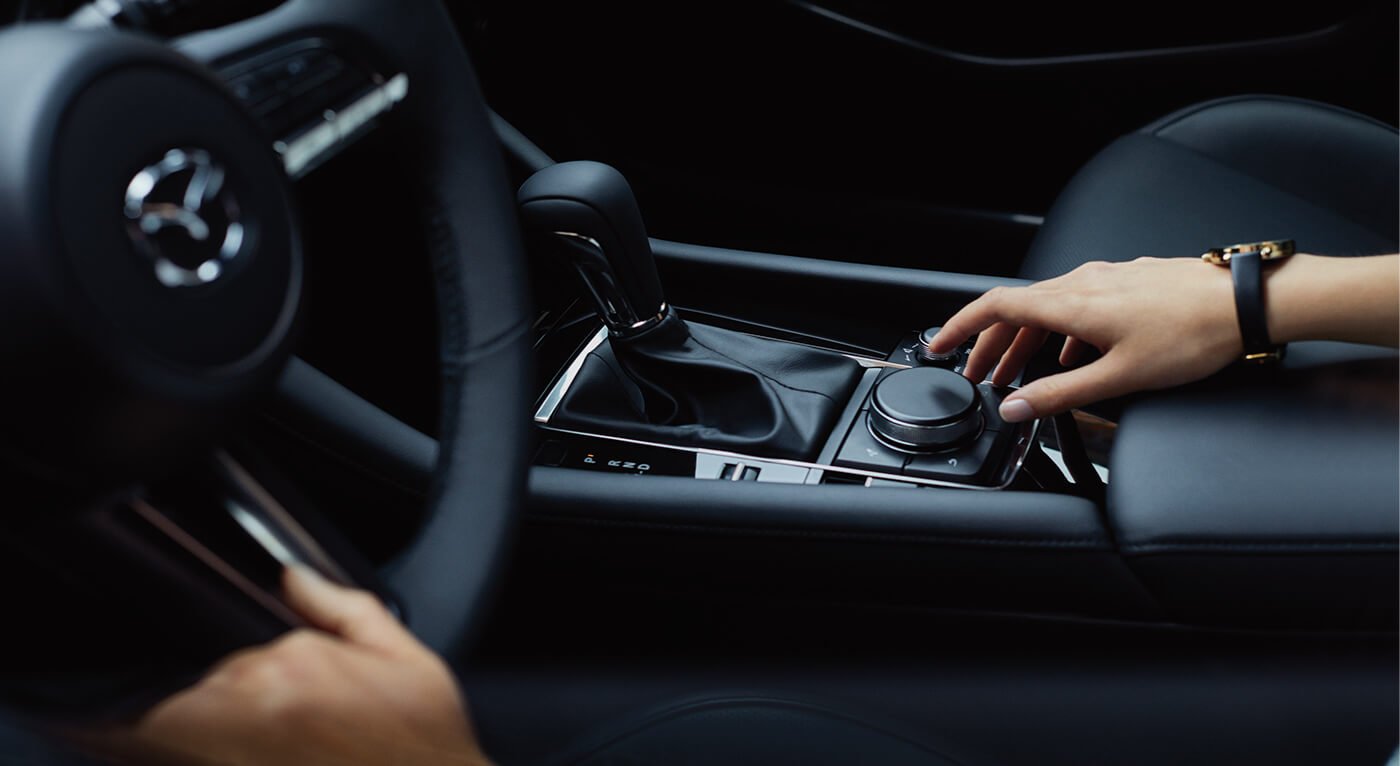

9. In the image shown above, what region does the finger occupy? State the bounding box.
[962,322,1018,382]
[990,327,1049,386]
[929,285,1041,353]
[997,353,1136,422]
[1059,336,1094,367]
[282,566,416,656]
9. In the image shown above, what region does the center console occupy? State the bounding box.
[503,161,1395,634]
[521,162,1046,492]
[534,323,1040,490]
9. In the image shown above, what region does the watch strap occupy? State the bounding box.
[1202,239,1293,363]
[1228,250,1277,358]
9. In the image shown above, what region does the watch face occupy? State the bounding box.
[1202,239,1296,265]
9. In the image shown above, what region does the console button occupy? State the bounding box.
[916,326,961,367]
[905,430,1003,483]
[835,415,908,474]
[719,463,761,481]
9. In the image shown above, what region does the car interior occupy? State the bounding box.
[0,1,1395,764]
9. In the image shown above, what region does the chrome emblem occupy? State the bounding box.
[124,148,245,288]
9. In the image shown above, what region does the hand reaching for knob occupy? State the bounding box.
[928,254,1399,422]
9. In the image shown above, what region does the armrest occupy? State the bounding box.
[1109,349,1398,630]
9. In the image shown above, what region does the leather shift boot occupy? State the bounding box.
[551,314,863,461]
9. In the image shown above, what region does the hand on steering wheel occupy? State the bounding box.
[126,567,492,766]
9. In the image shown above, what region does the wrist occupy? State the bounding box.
[1262,252,1312,345]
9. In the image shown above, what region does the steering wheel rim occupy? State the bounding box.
[0,0,533,662]
[179,0,535,657]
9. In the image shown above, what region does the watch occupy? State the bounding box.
[1201,239,1295,363]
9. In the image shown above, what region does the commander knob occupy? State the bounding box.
[868,367,982,451]
[916,326,960,367]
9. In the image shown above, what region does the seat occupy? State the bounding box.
[1019,95,1399,280]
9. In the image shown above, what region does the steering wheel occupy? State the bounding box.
[0,0,531,693]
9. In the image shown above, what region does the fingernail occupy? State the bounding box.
[999,398,1036,423]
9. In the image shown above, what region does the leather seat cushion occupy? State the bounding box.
[1020,95,1398,280]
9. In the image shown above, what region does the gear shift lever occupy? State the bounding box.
[518,161,668,336]
[518,161,864,461]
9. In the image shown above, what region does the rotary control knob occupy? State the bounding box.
[916,326,960,367]
[868,367,983,451]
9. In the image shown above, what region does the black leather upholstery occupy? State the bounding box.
[1020,95,1399,280]
[1108,355,1398,630]
[557,696,962,766]
[550,314,863,461]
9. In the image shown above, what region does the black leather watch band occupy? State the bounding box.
[1228,250,1276,357]
[1202,239,1293,362]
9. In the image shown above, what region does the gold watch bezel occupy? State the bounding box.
[1200,239,1296,266]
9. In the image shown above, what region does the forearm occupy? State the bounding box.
[1266,253,1400,347]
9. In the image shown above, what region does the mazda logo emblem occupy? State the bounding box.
[124,148,245,288]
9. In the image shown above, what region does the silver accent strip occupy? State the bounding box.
[538,420,1041,492]
[867,405,983,451]
[552,231,670,337]
[1040,445,1110,483]
[844,356,910,369]
[215,452,357,587]
[276,73,409,179]
[66,0,124,27]
[130,498,306,627]
[534,325,609,423]
[228,502,300,568]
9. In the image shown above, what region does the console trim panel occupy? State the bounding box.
[533,323,1039,491]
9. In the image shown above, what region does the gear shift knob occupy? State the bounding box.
[518,161,668,336]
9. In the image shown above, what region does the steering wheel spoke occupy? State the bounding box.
[123,445,397,627]
[0,0,531,684]
[209,40,409,180]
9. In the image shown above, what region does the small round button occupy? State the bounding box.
[916,326,960,366]
[869,367,983,451]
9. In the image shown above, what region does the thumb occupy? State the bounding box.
[998,355,1134,422]
[282,565,415,655]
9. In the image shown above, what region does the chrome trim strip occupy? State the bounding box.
[552,231,670,337]
[864,412,982,454]
[844,356,910,369]
[1040,445,1110,483]
[130,498,305,627]
[276,73,409,179]
[538,420,1041,492]
[534,325,609,423]
[216,452,356,587]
